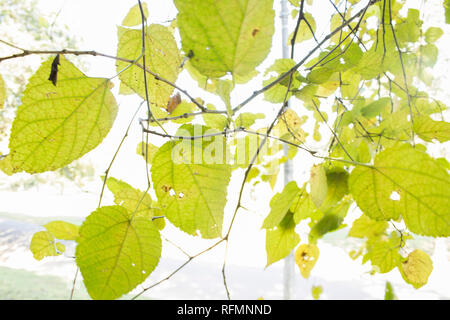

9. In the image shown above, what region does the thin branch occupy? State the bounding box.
[69,267,79,300]
[312,99,355,161]
[98,102,144,208]
[232,0,380,115]
[0,44,208,113]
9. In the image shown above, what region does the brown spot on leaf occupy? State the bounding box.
[166,92,181,114]
[252,28,260,37]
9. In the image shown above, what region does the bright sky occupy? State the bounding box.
[1,0,448,299]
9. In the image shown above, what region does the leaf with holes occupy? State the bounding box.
[3,56,117,174]
[151,124,231,238]
[349,144,450,236]
[116,24,181,107]
[76,205,162,300]
[399,249,433,289]
[295,243,319,278]
[175,0,274,82]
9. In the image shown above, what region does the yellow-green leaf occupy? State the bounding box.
[136,142,159,165]
[384,281,397,300]
[30,231,62,261]
[116,25,181,107]
[366,236,402,273]
[274,109,307,143]
[348,214,388,239]
[0,74,5,110]
[295,243,319,278]
[310,164,328,208]
[262,181,301,229]
[349,144,450,236]
[319,168,349,211]
[106,177,154,219]
[445,0,450,24]
[122,2,148,27]
[44,221,79,240]
[151,125,231,238]
[312,285,323,300]
[76,205,162,300]
[291,190,318,223]
[399,249,433,289]
[265,212,300,267]
[235,113,265,129]
[413,115,450,143]
[6,56,117,174]
[175,0,274,81]
[424,27,443,44]
[288,13,316,44]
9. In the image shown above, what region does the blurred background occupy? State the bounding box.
[0,0,449,300]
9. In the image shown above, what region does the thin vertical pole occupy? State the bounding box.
[281,0,295,300]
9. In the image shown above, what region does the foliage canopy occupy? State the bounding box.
[0,0,449,299]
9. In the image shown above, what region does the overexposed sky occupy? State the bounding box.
[1,0,448,299]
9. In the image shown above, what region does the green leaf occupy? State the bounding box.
[360,98,390,118]
[150,101,196,126]
[396,8,421,45]
[263,59,301,103]
[349,144,450,236]
[348,214,388,239]
[106,177,154,219]
[312,285,323,300]
[30,231,63,261]
[310,164,328,208]
[424,27,443,44]
[76,205,162,300]
[262,181,301,229]
[366,235,402,273]
[44,221,79,240]
[151,125,231,238]
[274,109,307,143]
[384,282,397,300]
[6,56,117,174]
[291,190,318,223]
[122,2,148,27]
[445,0,450,24]
[288,13,316,43]
[319,168,349,211]
[235,113,265,128]
[309,213,344,242]
[413,115,450,143]
[399,249,433,289]
[265,212,300,267]
[420,44,438,67]
[116,24,181,107]
[215,79,234,115]
[0,74,5,110]
[295,243,319,278]
[307,67,334,84]
[203,113,228,131]
[175,0,275,81]
[355,47,389,80]
[136,142,159,165]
